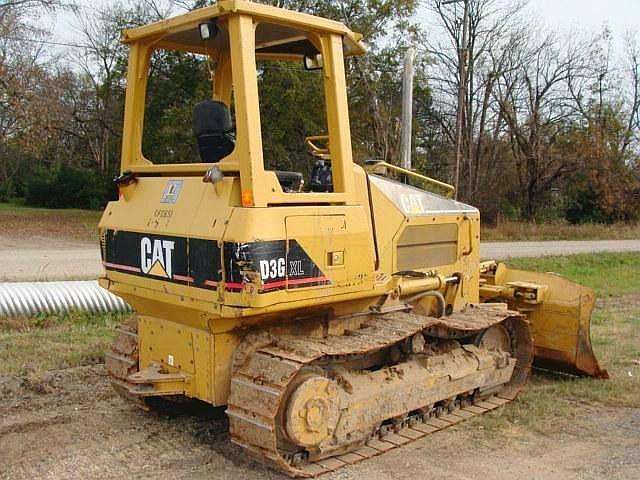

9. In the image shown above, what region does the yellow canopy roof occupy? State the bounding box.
[122,0,366,58]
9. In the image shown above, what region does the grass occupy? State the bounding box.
[0,201,101,243]
[471,252,640,438]
[482,220,640,241]
[476,301,639,434]
[0,311,126,376]
[507,252,640,297]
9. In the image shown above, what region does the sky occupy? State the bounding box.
[528,0,639,33]
[48,0,640,50]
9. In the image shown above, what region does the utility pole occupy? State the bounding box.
[400,47,416,170]
[442,0,469,199]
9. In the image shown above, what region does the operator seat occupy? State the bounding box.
[193,100,235,162]
[309,159,332,192]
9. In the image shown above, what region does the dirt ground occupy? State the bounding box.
[0,362,638,480]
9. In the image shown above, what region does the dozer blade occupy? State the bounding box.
[480,263,608,379]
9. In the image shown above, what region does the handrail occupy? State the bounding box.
[366,161,455,198]
[304,135,331,159]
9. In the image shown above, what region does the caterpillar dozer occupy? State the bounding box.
[99,1,607,476]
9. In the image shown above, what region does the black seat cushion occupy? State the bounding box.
[196,133,235,164]
[193,100,234,162]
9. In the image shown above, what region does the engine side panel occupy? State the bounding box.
[367,174,481,309]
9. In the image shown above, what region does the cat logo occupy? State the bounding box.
[399,193,426,215]
[140,237,175,279]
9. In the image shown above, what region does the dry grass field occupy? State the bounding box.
[483,220,640,241]
[0,202,100,245]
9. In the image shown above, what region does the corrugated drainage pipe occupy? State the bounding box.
[0,281,131,318]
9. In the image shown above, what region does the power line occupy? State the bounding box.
[0,34,89,49]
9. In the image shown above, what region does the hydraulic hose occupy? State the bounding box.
[404,290,446,318]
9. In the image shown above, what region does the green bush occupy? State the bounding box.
[24,165,115,209]
[565,183,609,224]
[0,179,16,202]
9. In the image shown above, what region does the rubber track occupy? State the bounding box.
[227,306,532,477]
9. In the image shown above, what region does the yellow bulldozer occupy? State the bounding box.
[99,1,607,476]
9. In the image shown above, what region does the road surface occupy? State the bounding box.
[1,239,639,282]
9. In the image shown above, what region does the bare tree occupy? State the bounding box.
[493,29,593,219]
[562,29,640,220]
[0,0,57,10]
[73,0,174,172]
[621,31,640,161]
[73,6,127,172]
[0,6,50,196]
[422,0,527,204]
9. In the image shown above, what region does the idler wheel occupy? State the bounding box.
[477,324,511,353]
[284,376,339,448]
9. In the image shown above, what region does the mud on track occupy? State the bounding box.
[1,364,639,480]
